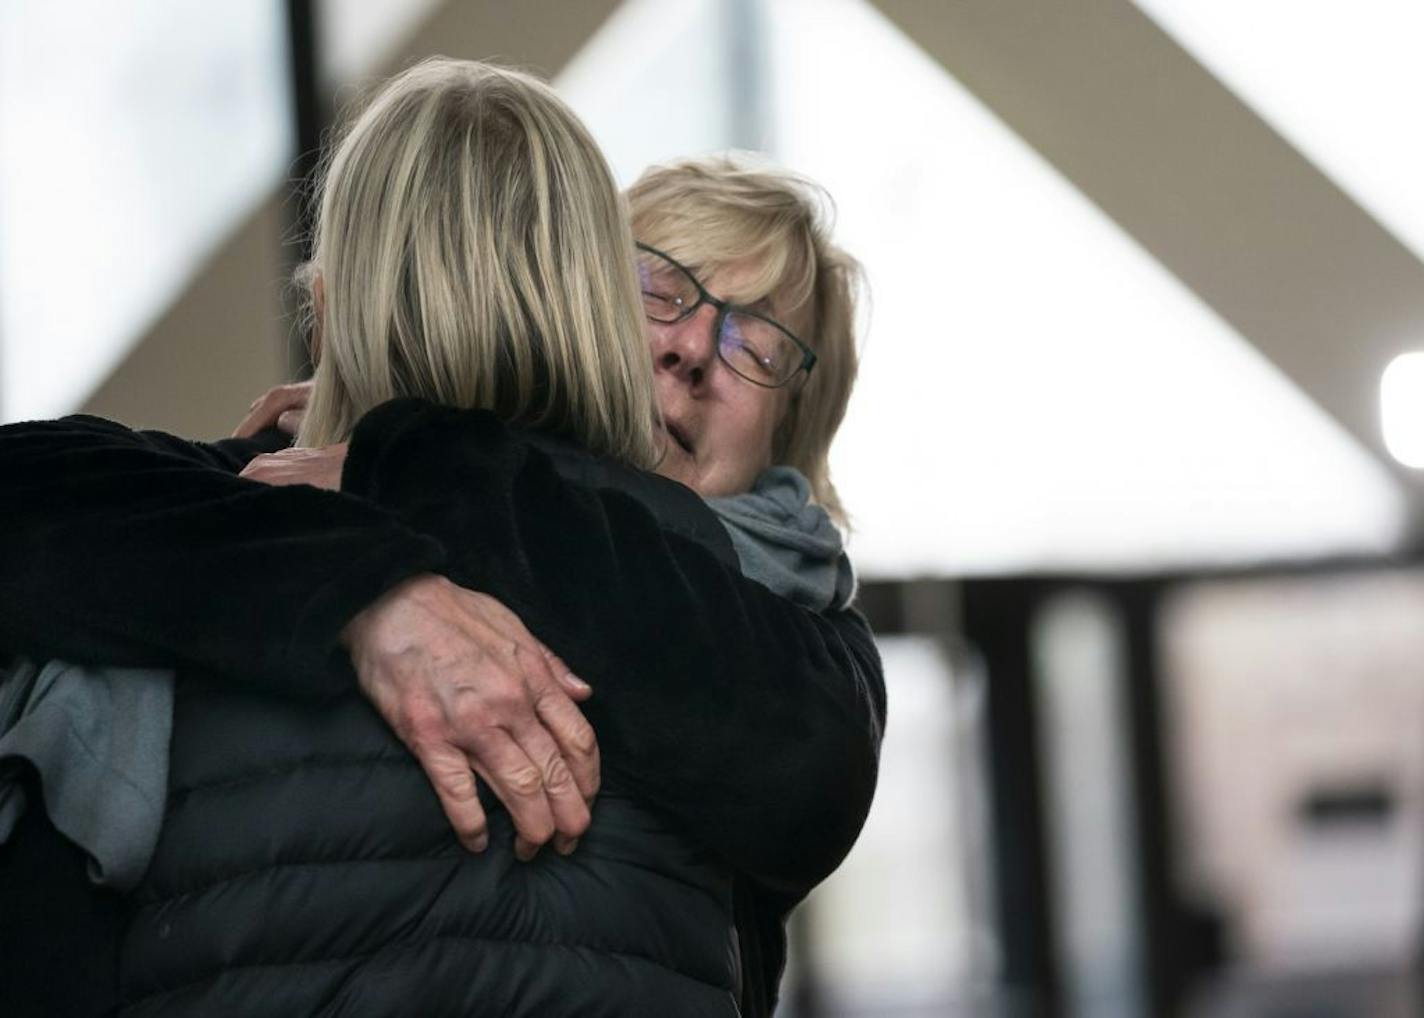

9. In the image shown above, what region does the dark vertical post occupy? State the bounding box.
[961,579,1061,1018]
[284,0,325,379]
[1117,580,1181,1018]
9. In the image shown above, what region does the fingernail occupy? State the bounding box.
[516,842,537,863]
[472,833,488,853]
[565,673,591,693]
[558,838,579,857]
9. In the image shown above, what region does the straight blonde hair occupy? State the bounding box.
[296,58,658,468]
[627,155,863,524]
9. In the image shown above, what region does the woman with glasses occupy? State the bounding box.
[636,237,822,494]
[1,90,881,1017]
[627,154,857,522]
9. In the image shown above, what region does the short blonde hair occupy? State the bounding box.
[296,58,658,469]
[626,154,863,523]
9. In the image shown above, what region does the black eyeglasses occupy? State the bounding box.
[635,242,816,389]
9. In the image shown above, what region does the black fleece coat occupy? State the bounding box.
[0,399,886,1017]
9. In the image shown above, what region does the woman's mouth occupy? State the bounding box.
[664,421,694,456]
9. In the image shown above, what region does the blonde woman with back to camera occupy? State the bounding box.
[0,60,884,1018]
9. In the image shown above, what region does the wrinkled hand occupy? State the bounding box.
[233,380,314,439]
[343,574,598,860]
[239,443,348,490]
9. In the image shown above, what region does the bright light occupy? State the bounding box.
[1381,352,1424,468]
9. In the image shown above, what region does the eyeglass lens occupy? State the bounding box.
[636,247,801,386]
[718,312,799,386]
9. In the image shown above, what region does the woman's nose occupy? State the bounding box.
[651,305,719,385]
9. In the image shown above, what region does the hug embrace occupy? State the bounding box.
[0,58,884,1018]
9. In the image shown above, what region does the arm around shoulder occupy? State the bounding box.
[343,398,887,894]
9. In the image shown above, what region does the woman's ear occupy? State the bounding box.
[310,272,325,367]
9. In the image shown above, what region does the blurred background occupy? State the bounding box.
[4,1,1424,1015]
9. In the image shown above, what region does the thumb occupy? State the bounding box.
[276,408,306,436]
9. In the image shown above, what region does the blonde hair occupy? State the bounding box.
[296,58,658,468]
[626,154,863,523]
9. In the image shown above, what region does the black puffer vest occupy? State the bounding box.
[118,438,746,1017]
[117,681,740,1017]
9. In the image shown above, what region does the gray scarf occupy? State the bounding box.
[707,465,857,613]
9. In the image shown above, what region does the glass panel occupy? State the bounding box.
[784,635,997,1016]
[1033,591,1146,1018]
[0,1,289,422]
